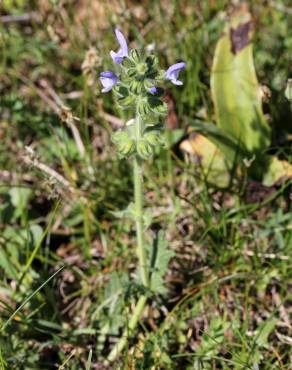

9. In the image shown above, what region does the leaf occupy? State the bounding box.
[262,156,292,187]
[148,231,175,295]
[254,319,276,348]
[86,349,92,370]
[211,6,270,155]
[72,328,96,336]
[188,118,248,160]
[111,203,153,227]
[36,320,63,331]
[165,128,185,147]
[110,202,136,219]
[29,224,44,247]
[3,0,26,13]
[195,317,229,358]
[0,248,18,280]
[9,187,32,219]
[180,133,231,188]
[95,272,129,339]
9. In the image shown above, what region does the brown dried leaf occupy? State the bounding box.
[230,20,252,54]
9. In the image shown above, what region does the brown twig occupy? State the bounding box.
[23,146,75,194]
[0,12,40,24]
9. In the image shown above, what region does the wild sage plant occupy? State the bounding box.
[100,28,185,361]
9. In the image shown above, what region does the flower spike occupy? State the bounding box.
[110,28,129,64]
[101,25,186,363]
[99,71,118,93]
[165,62,186,85]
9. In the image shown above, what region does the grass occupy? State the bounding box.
[0,0,291,369]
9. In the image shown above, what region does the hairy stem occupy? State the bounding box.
[107,295,147,362]
[107,113,149,363]
[165,129,175,197]
[134,113,149,287]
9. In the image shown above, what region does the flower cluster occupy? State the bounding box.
[99,28,185,158]
[100,29,185,95]
[111,120,165,159]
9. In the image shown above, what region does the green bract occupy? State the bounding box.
[110,48,167,159]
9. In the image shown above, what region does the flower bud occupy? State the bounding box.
[144,131,162,146]
[137,99,151,116]
[129,79,144,94]
[111,130,129,144]
[148,97,168,116]
[143,79,155,90]
[117,139,135,156]
[129,49,141,63]
[136,62,148,76]
[145,55,158,70]
[126,67,137,78]
[122,57,135,69]
[154,101,168,115]
[118,94,136,107]
[285,79,292,102]
[136,138,153,159]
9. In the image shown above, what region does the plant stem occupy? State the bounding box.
[107,295,147,362]
[134,113,149,287]
[107,113,149,363]
[165,129,175,198]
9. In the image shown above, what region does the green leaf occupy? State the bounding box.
[3,0,26,13]
[93,272,129,343]
[36,320,63,331]
[72,328,96,336]
[111,203,153,226]
[165,128,185,147]
[196,318,229,358]
[211,9,270,155]
[29,224,44,247]
[254,319,276,348]
[0,248,18,280]
[110,202,136,219]
[9,187,32,219]
[148,231,175,295]
[86,349,92,370]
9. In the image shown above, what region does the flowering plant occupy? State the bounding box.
[100,28,185,160]
[99,28,185,362]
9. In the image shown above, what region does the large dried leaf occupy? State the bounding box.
[211,6,270,155]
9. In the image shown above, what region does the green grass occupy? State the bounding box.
[0,0,291,369]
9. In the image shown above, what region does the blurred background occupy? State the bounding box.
[0,1,291,369]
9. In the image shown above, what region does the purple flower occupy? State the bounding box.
[149,86,158,94]
[99,71,118,93]
[165,62,186,86]
[110,28,128,64]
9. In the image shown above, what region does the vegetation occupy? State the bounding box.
[0,1,291,369]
